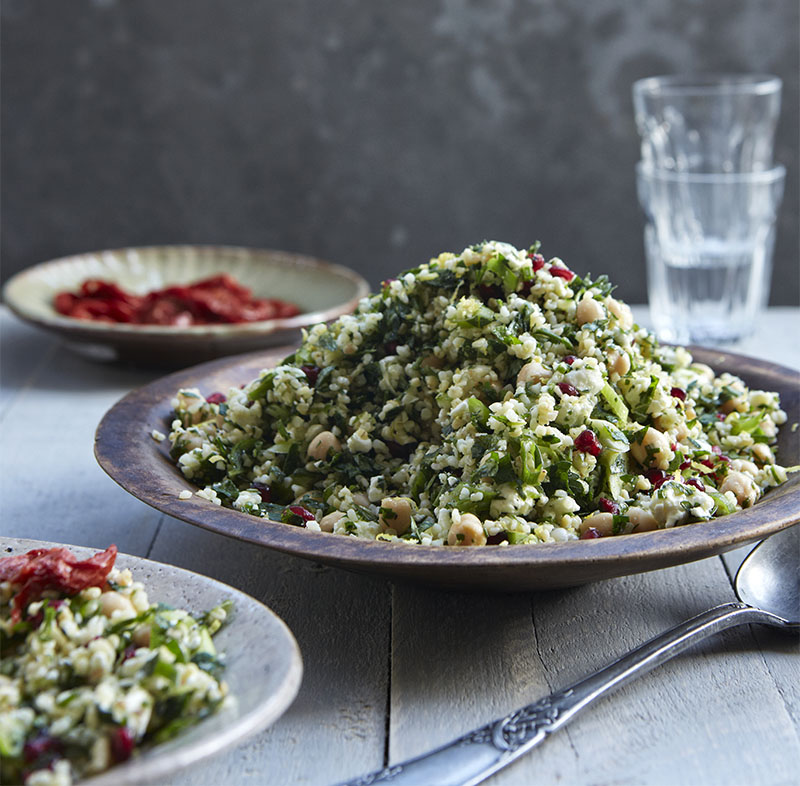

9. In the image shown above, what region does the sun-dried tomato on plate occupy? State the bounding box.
[53,274,301,326]
[0,545,118,622]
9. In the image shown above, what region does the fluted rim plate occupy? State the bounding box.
[2,246,369,364]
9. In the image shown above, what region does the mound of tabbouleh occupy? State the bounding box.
[168,241,790,546]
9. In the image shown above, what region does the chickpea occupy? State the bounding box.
[605,297,634,329]
[690,363,715,382]
[351,492,370,508]
[609,351,631,377]
[447,513,487,546]
[132,624,151,647]
[576,294,605,326]
[627,507,659,532]
[579,512,614,536]
[420,354,443,369]
[759,418,777,438]
[319,511,345,533]
[729,459,758,476]
[517,361,551,387]
[720,470,758,507]
[631,427,672,470]
[752,443,774,464]
[673,420,690,441]
[307,430,341,461]
[720,396,748,414]
[99,591,136,620]
[379,497,413,535]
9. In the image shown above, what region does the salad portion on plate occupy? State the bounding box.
[0,539,302,786]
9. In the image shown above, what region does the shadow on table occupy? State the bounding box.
[2,334,179,393]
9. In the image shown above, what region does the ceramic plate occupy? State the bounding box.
[94,347,800,591]
[2,537,303,785]
[2,246,369,366]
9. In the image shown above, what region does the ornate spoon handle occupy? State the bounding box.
[338,602,782,786]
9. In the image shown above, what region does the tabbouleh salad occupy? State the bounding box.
[167,240,791,546]
[0,546,231,785]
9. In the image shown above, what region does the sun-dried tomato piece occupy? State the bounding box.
[477,284,503,302]
[53,292,78,315]
[80,279,135,302]
[53,274,300,326]
[0,545,118,622]
[137,295,196,326]
[252,482,271,502]
[486,532,509,545]
[23,732,63,764]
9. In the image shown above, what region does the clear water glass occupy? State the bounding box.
[633,74,782,173]
[636,164,785,345]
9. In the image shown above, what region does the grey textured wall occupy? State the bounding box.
[2,0,798,305]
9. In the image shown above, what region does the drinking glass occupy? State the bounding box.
[636,163,785,345]
[633,74,782,173]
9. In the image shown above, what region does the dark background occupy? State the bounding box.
[2,0,798,304]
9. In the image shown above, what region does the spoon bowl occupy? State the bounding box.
[736,524,800,626]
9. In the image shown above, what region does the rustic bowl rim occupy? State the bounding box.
[94,345,800,591]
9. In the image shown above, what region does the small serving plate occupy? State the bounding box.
[2,537,303,785]
[2,246,369,366]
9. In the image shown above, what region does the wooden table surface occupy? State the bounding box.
[2,306,799,786]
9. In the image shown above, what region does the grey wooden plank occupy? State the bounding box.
[0,310,60,413]
[387,588,562,748]
[511,559,799,785]
[387,558,800,786]
[147,518,391,786]
[0,316,161,555]
[385,586,577,786]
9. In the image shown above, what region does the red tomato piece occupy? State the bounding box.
[53,292,78,315]
[0,545,118,622]
[137,295,196,326]
[53,275,300,326]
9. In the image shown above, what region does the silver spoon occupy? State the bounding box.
[339,524,800,786]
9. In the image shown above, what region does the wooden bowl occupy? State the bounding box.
[95,347,800,591]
